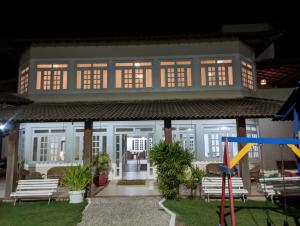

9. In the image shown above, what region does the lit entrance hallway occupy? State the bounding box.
[121,133,153,180]
[78,197,170,226]
[123,159,148,179]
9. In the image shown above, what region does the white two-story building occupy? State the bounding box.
[0,27,296,185]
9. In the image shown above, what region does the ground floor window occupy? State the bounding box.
[246,124,260,158]
[32,129,65,162]
[203,125,237,161]
[172,125,196,155]
[92,134,107,156]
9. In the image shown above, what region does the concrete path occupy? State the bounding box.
[96,180,160,197]
[78,197,170,226]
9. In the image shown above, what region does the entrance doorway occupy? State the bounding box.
[123,135,151,179]
[114,131,154,180]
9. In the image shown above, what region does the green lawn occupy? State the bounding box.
[0,201,86,226]
[164,199,300,226]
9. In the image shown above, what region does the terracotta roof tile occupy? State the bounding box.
[0,97,283,123]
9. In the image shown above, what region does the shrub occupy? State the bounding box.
[150,141,193,199]
[183,165,206,198]
[62,165,92,191]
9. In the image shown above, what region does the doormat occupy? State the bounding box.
[117,179,146,185]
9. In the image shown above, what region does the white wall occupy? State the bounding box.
[19,118,291,177]
[258,118,296,170]
[256,88,293,101]
[29,41,250,59]
[18,40,257,101]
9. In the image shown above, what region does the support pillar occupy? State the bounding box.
[83,120,93,197]
[164,119,172,143]
[5,125,19,199]
[83,120,93,165]
[236,118,251,193]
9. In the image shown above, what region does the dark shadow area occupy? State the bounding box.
[217,199,300,226]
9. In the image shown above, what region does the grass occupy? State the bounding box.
[164,199,300,226]
[0,201,86,226]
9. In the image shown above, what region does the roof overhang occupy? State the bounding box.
[0,97,283,123]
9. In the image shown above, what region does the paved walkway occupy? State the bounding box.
[96,180,160,197]
[78,197,170,226]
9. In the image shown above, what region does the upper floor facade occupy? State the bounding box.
[18,39,256,102]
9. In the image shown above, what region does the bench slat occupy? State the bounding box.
[202,177,248,201]
[11,179,59,205]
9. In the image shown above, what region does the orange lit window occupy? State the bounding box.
[114,61,152,89]
[36,64,68,91]
[19,66,29,95]
[241,60,254,90]
[200,59,233,87]
[160,60,192,88]
[76,63,108,90]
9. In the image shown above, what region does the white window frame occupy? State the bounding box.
[92,133,108,156]
[241,60,255,90]
[171,125,196,155]
[160,60,192,88]
[19,66,29,95]
[76,63,108,90]
[200,59,234,87]
[246,124,260,159]
[115,62,152,89]
[36,64,68,91]
[203,125,237,161]
[31,129,66,163]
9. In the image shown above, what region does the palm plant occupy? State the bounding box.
[62,164,92,191]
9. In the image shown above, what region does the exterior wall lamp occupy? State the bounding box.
[260,79,267,85]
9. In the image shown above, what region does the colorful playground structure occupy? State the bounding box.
[218,82,300,226]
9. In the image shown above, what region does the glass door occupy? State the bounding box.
[146,133,156,179]
[114,134,127,179]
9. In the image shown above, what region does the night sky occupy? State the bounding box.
[0,4,299,83]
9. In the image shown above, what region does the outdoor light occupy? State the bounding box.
[134,62,141,67]
[220,126,230,131]
[260,79,267,85]
[0,123,6,131]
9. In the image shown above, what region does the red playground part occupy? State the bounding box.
[219,139,236,226]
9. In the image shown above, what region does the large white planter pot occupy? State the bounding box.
[69,190,85,204]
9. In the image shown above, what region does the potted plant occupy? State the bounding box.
[92,152,111,186]
[62,164,92,204]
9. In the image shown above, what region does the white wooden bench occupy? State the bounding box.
[259,176,300,202]
[10,179,59,206]
[202,177,248,202]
